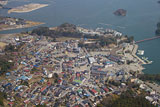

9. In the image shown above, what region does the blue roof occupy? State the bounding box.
[20,75,29,80]
[6,72,10,76]
[105,61,114,64]
[34,64,39,67]
[40,78,45,82]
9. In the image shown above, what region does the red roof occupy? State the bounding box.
[24,99,30,104]
[40,87,46,92]
[8,102,14,105]
[104,88,109,92]
[98,68,102,71]
[68,61,73,63]
[47,82,51,86]
[91,89,97,93]
[24,69,30,72]
[58,79,62,83]
[76,73,80,77]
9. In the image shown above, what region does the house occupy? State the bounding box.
[145,96,154,102]
[103,88,109,93]
[88,57,96,64]
[90,89,98,96]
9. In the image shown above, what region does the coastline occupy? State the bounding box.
[8,3,49,14]
[0,24,159,106]
[0,21,44,32]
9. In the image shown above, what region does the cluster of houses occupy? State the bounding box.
[0,16,26,26]
[0,33,159,107]
[77,27,122,37]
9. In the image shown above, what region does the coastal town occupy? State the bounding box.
[0,24,159,107]
[0,16,44,31]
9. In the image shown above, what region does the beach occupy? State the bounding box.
[8,3,48,14]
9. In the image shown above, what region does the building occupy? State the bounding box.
[88,57,96,64]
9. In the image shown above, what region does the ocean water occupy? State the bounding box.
[0,0,160,74]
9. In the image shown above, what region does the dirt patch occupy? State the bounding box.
[0,42,6,48]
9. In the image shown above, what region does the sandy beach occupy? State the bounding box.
[8,3,48,14]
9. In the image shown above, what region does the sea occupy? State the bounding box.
[0,0,160,74]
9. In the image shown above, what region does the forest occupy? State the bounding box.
[138,74,160,82]
[97,89,155,107]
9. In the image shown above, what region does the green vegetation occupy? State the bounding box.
[53,73,59,83]
[0,57,13,75]
[21,80,29,87]
[32,27,50,36]
[123,35,134,43]
[4,43,15,52]
[32,23,83,38]
[98,89,155,107]
[0,92,7,106]
[30,67,38,74]
[99,36,117,46]
[32,23,134,49]
[5,43,24,52]
[138,74,160,82]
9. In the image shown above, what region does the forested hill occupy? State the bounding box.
[31,23,83,38]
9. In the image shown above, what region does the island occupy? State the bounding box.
[0,0,9,9]
[0,0,8,6]
[0,16,44,31]
[114,9,127,16]
[8,3,48,14]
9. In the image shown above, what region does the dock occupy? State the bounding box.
[132,44,146,64]
[135,36,160,44]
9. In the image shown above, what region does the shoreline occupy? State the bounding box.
[0,21,44,32]
[8,3,48,14]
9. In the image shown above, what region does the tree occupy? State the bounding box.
[98,89,155,107]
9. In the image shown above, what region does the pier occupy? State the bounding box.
[135,36,160,43]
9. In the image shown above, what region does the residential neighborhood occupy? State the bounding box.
[0,28,159,107]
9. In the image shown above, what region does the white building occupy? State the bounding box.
[88,57,96,64]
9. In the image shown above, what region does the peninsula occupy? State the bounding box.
[8,3,48,14]
[0,16,44,31]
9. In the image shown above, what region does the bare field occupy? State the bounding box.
[56,37,80,42]
[0,42,7,48]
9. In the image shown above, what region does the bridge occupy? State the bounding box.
[135,36,160,43]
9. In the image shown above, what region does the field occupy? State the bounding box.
[0,42,6,48]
